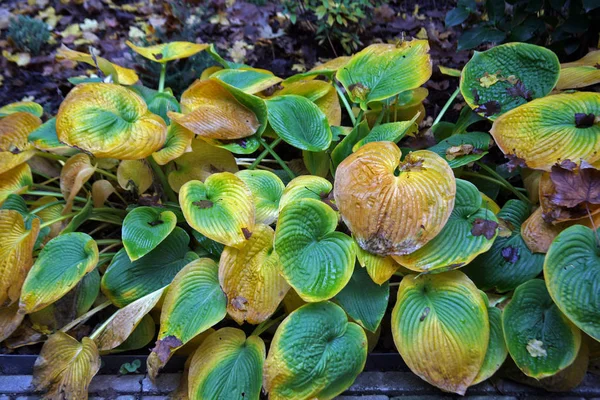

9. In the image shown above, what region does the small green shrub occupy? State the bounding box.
[7,15,50,55]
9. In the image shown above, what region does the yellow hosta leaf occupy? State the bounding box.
[56,83,167,160]
[30,196,64,239]
[0,210,39,307]
[167,138,238,192]
[60,153,96,213]
[557,50,600,90]
[0,163,33,205]
[152,123,194,166]
[0,303,25,342]
[0,112,40,174]
[355,243,400,285]
[219,224,290,324]
[126,40,209,63]
[32,332,100,400]
[117,160,153,194]
[0,101,43,117]
[92,180,115,208]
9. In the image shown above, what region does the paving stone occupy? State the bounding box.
[141,397,169,400]
[88,375,143,393]
[336,396,389,400]
[462,397,518,400]
[14,397,41,400]
[115,396,137,400]
[141,374,181,394]
[0,396,11,400]
[389,396,452,399]
[0,376,34,394]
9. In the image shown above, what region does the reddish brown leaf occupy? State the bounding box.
[549,163,600,208]
[151,336,183,363]
[471,218,498,240]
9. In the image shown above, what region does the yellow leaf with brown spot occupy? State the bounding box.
[0,163,32,205]
[126,40,209,63]
[32,332,100,400]
[152,123,194,166]
[60,153,96,213]
[117,160,153,194]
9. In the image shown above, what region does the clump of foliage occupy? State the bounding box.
[6,16,50,55]
[1,33,600,400]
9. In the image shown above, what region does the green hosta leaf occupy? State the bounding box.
[274,199,355,302]
[20,233,99,314]
[101,227,198,307]
[460,43,560,119]
[336,40,431,110]
[266,95,332,151]
[278,175,333,213]
[188,328,265,400]
[211,67,282,94]
[353,118,418,151]
[391,271,489,395]
[502,279,581,379]
[148,258,227,378]
[544,225,600,341]
[463,200,544,292]
[472,293,507,385]
[28,118,77,155]
[200,135,261,155]
[394,179,498,273]
[264,302,367,400]
[334,265,389,332]
[122,207,177,261]
[192,230,225,260]
[331,120,369,170]
[113,314,156,353]
[235,170,284,225]
[428,132,493,168]
[302,150,330,178]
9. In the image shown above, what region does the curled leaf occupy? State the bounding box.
[57,45,138,85]
[236,170,284,225]
[60,154,96,213]
[152,123,194,166]
[117,160,153,195]
[126,40,209,63]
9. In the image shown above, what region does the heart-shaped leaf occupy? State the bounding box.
[502,279,581,379]
[126,40,209,63]
[180,172,255,248]
[188,328,265,400]
[393,179,498,273]
[391,270,489,395]
[236,170,285,225]
[211,67,282,94]
[544,224,600,341]
[278,175,333,213]
[273,80,341,125]
[219,224,289,324]
[122,207,177,261]
[101,227,198,307]
[428,131,493,168]
[20,233,98,314]
[274,198,355,302]
[334,141,456,256]
[264,302,367,400]
[266,94,332,151]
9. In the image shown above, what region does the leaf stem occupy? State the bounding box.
[335,83,356,126]
[34,151,67,162]
[96,168,118,181]
[474,162,531,204]
[257,137,296,180]
[433,88,460,126]
[96,239,122,245]
[26,190,88,203]
[248,138,282,170]
[39,212,78,229]
[585,203,600,248]
[147,157,177,203]
[29,200,65,214]
[61,300,112,334]
[252,314,286,337]
[158,62,167,93]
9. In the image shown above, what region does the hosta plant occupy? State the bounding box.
[0,39,599,399]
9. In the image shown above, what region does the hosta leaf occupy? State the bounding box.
[264,302,367,400]
[0,210,39,307]
[199,134,261,155]
[393,179,498,273]
[56,83,167,159]
[0,101,43,117]
[460,43,560,120]
[180,172,255,248]
[29,196,63,239]
[391,271,489,395]
[20,233,98,314]
[60,153,96,213]
[0,112,40,174]
[167,138,238,192]
[122,207,177,261]
[117,160,153,194]
[472,297,507,385]
[274,199,355,302]
[235,170,284,225]
[91,180,115,208]
[57,45,139,85]
[94,287,165,351]
[355,244,400,285]
[32,332,100,400]
[152,123,194,165]
[334,265,389,332]
[278,175,333,213]
[283,56,350,84]
[127,85,181,124]
[188,328,265,400]
[148,258,226,378]
[0,163,32,205]
[126,40,209,63]
[0,303,25,342]
[544,225,600,341]
[169,78,267,140]
[502,279,581,379]
[303,150,330,178]
[274,80,341,125]
[101,227,198,307]
[490,92,600,170]
[353,119,418,151]
[331,120,370,170]
[334,142,456,256]
[266,94,332,151]
[336,40,432,110]
[557,50,600,90]
[463,200,544,292]
[428,131,493,168]
[211,67,282,94]
[112,314,156,353]
[219,224,289,324]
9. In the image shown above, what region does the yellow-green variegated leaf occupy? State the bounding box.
[472,294,507,385]
[167,138,238,192]
[336,40,431,110]
[235,170,284,225]
[27,117,77,156]
[334,141,456,256]
[94,287,165,352]
[102,227,197,307]
[56,83,167,159]
[122,207,177,261]
[211,67,282,94]
[490,92,600,170]
[117,160,153,194]
[152,123,194,165]
[60,153,96,213]
[168,78,267,140]
[126,40,209,63]
[0,163,32,205]
[355,244,400,285]
[544,225,600,341]
[502,279,581,379]
[148,258,226,379]
[32,332,100,400]
[219,224,289,324]
[557,50,600,90]
[57,45,139,85]
[393,179,498,273]
[0,210,39,307]
[460,43,560,120]
[188,328,265,400]
[391,271,489,395]
[0,112,40,174]
[282,56,350,84]
[20,233,99,314]
[0,101,43,117]
[264,302,367,400]
[278,175,333,213]
[180,172,255,248]
[274,80,341,125]
[274,199,355,302]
